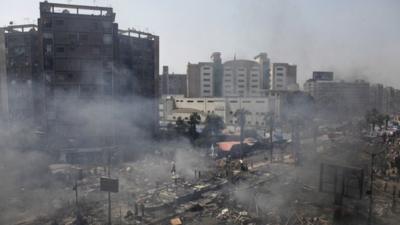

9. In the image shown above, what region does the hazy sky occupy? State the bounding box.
[1,0,400,87]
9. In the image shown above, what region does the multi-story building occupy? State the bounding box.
[304,76,370,118]
[187,52,271,98]
[271,63,298,91]
[223,59,263,97]
[159,93,282,128]
[254,53,271,90]
[369,84,385,112]
[312,71,334,81]
[39,2,119,147]
[0,25,42,128]
[0,2,159,149]
[116,28,160,139]
[160,66,187,96]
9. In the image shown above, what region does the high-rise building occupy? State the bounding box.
[187,52,270,98]
[312,71,334,81]
[0,2,159,149]
[304,76,370,118]
[254,53,271,90]
[0,25,42,128]
[223,59,263,97]
[39,2,119,147]
[271,63,298,91]
[211,52,223,97]
[160,65,187,96]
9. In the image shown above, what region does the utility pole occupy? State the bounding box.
[237,109,246,158]
[108,149,112,225]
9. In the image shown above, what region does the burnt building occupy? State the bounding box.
[39,2,118,148]
[35,2,159,149]
[116,28,159,141]
[0,25,42,128]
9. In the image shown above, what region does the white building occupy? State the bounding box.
[187,52,271,98]
[200,63,214,97]
[159,94,282,128]
[223,59,262,97]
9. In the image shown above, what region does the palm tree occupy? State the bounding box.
[175,117,187,135]
[203,114,225,136]
[188,112,201,140]
[365,108,380,132]
[234,109,250,158]
[383,114,390,130]
[264,112,275,161]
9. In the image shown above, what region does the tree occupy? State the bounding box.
[203,114,225,136]
[175,117,187,135]
[234,109,250,158]
[188,112,201,140]
[383,114,390,130]
[365,108,380,132]
[264,112,275,161]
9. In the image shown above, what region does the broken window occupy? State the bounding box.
[103,34,113,45]
[56,47,65,53]
[55,19,65,26]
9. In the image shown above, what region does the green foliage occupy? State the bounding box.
[203,114,225,136]
[175,117,187,135]
[365,108,390,131]
[188,112,201,140]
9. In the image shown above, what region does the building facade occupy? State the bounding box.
[271,63,298,91]
[0,25,41,128]
[160,66,187,96]
[159,94,282,128]
[187,52,271,98]
[0,2,159,149]
[304,78,370,117]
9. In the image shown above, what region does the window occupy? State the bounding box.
[203,73,211,76]
[187,100,194,103]
[251,85,258,88]
[197,100,204,103]
[203,78,210,82]
[276,73,284,76]
[238,80,245,83]
[204,84,210,87]
[225,73,231,76]
[277,67,284,71]
[103,34,113,45]
[203,67,211,70]
[55,19,64,26]
[79,34,89,41]
[56,47,65,53]
[238,85,245,88]
[204,90,210,93]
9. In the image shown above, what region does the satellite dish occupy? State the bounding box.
[62,9,70,14]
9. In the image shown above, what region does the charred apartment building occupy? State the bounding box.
[0,2,159,149]
[0,25,42,129]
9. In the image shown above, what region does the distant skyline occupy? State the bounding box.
[1,0,400,87]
